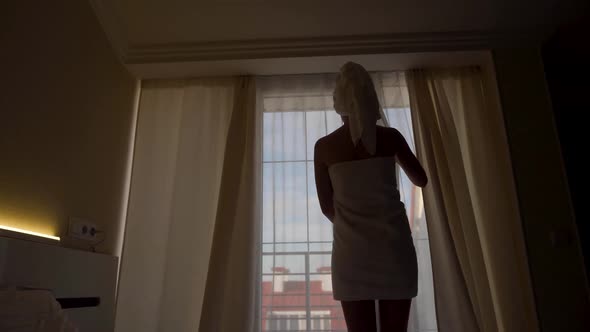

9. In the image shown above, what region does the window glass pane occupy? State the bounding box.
[263,243,274,253]
[273,242,308,253]
[269,162,308,243]
[263,163,274,243]
[264,112,306,161]
[309,254,331,274]
[326,111,342,134]
[306,111,327,160]
[309,242,332,252]
[263,254,306,274]
[385,107,414,149]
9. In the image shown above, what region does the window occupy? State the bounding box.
[268,312,309,331]
[260,73,437,332]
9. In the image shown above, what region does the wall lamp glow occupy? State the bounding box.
[0,224,60,241]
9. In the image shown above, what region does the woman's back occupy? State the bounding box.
[315,125,401,167]
[314,123,427,201]
[328,156,401,204]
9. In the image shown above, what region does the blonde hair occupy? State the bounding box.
[333,62,382,154]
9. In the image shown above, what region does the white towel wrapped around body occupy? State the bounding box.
[328,157,418,301]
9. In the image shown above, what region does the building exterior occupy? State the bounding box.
[262,267,346,331]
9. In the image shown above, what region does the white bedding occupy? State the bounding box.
[0,288,78,332]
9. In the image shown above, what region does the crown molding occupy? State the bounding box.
[123,30,542,64]
[88,0,546,65]
[128,51,492,79]
[88,0,129,60]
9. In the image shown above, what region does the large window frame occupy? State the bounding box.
[259,73,437,332]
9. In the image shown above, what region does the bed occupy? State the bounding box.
[0,237,118,332]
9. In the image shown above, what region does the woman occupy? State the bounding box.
[314,62,428,331]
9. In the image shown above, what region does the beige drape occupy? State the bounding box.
[199,77,261,332]
[407,68,538,332]
[115,77,259,332]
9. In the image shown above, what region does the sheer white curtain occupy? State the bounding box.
[200,77,261,332]
[259,74,344,331]
[373,72,438,332]
[407,68,538,332]
[115,77,259,332]
[258,73,437,332]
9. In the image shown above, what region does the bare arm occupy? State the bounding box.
[314,141,335,222]
[394,130,428,187]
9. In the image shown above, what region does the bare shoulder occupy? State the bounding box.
[315,128,341,149]
[314,128,342,161]
[314,135,329,152]
[378,126,404,141]
[314,135,330,160]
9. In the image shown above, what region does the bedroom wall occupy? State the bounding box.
[0,0,138,256]
[542,15,589,282]
[493,47,590,331]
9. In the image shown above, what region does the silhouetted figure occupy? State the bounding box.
[314,62,428,332]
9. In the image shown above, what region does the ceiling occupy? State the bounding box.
[89,0,584,76]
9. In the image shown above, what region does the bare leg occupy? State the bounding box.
[378,299,412,332]
[341,300,377,332]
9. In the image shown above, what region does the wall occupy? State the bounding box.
[0,1,137,256]
[542,15,589,280]
[102,0,577,48]
[493,47,590,331]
